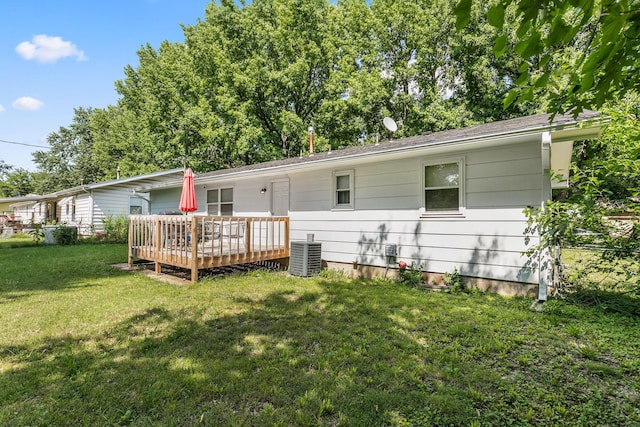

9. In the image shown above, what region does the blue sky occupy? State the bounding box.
[0,0,210,171]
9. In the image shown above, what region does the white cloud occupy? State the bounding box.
[12,97,44,111]
[16,34,86,63]
[0,104,5,113]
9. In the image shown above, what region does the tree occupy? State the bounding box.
[32,107,104,193]
[455,0,640,116]
[524,93,640,297]
[0,168,35,197]
[0,160,11,178]
[88,0,543,176]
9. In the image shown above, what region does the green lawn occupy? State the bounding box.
[0,242,638,426]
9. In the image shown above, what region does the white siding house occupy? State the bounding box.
[4,169,183,235]
[53,169,183,235]
[138,112,602,296]
[3,195,48,225]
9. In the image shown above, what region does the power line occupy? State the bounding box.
[0,138,50,149]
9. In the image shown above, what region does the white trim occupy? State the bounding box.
[421,156,466,217]
[332,169,355,210]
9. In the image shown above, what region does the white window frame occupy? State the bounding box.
[207,187,234,216]
[421,157,465,217]
[332,169,355,210]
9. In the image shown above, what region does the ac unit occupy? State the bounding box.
[289,241,322,277]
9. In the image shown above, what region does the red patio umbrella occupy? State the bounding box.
[178,168,198,213]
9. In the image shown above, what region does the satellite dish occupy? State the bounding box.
[383,117,398,133]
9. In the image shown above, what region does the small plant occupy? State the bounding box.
[443,268,465,292]
[52,226,78,245]
[102,215,129,243]
[27,227,44,244]
[398,261,424,286]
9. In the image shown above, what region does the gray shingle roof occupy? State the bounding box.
[195,111,601,180]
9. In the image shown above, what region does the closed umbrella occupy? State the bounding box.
[179,168,198,213]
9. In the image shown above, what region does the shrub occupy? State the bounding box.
[443,268,465,292]
[52,226,78,246]
[27,227,44,244]
[102,216,128,243]
[398,262,424,287]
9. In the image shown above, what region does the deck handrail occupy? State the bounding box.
[128,215,290,281]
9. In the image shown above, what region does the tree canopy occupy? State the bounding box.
[85,0,537,178]
[455,0,640,116]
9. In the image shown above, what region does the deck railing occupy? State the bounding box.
[128,215,289,281]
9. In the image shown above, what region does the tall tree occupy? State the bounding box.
[32,107,103,192]
[0,168,35,197]
[455,0,640,116]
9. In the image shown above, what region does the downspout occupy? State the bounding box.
[538,132,553,302]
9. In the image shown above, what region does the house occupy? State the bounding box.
[132,112,602,297]
[47,168,184,235]
[1,169,183,235]
[0,194,48,225]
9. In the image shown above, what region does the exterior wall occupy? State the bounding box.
[56,194,93,235]
[32,202,47,224]
[91,188,147,232]
[12,202,46,225]
[287,140,542,285]
[147,139,544,287]
[150,187,182,214]
[74,194,93,235]
[150,180,275,216]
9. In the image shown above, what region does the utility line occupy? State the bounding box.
[0,138,50,149]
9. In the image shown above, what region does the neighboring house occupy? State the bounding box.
[48,168,184,235]
[136,112,602,298]
[1,169,183,235]
[1,194,49,225]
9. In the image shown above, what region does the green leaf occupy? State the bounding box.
[518,61,529,73]
[516,71,530,86]
[515,40,529,56]
[519,87,534,101]
[454,0,473,31]
[534,72,550,88]
[503,89,518,108]
[487,5,505,28]
[493,35,508,58]
[516,20,531,39]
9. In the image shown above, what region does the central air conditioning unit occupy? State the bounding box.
[289,241,322,277]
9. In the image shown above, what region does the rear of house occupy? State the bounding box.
[139,112,602,296]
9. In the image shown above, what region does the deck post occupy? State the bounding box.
[155,217,162,274]
[245,217,252,262]
[128,217,134,268]
[191,217,198,282]
[284,217,290,256]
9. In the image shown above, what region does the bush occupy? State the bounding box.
[27,227,44,244]
[102,216,129,243]
[398,262,424,287]
[52,226,78,246]
[443,268,465,292]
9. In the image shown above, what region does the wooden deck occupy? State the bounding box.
[128,215,289,282]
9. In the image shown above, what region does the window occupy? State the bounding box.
[333,170,354,209]
[129,196,144,215]
[207,188,233,216]
[423,159,464,213]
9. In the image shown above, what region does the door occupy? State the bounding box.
[271,181,289,216]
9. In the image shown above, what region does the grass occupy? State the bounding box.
[0,243,638,426]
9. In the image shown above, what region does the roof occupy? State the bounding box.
[141,111,601,190]
[2,169,185,206]
[48,168,184,198]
